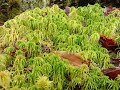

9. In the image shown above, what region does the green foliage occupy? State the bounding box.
[35,76,53,90]
[0,4,120,90]
[0,70,11,89]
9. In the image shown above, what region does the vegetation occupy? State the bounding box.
[1,0,120,23]
[0,4,120,90]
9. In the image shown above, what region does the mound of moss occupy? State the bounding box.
[0,4,120,90]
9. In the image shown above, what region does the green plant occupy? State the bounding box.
[0,70,11,89]
[0,4,120,90]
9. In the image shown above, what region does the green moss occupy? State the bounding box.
[0,4,120,90]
